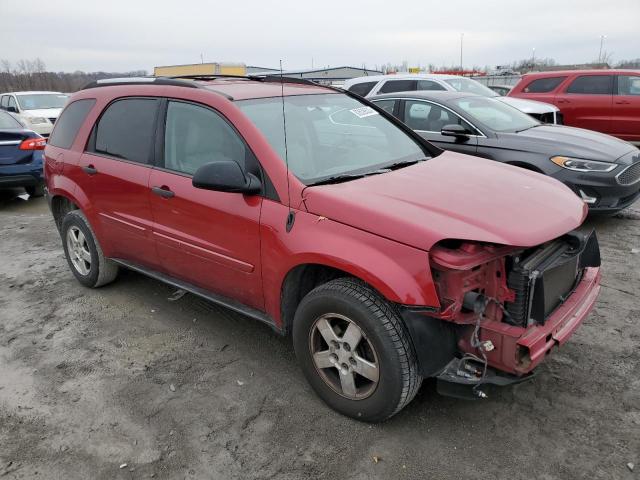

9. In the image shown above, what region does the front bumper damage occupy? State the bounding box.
[402,229,601,399]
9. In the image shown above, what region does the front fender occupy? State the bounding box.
[260,201,440,327]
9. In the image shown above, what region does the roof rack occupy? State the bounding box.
[81,76,200,90]
[169,73,320,87]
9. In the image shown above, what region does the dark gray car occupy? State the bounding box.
[369,91,640,214]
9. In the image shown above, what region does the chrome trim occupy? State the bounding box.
[372,97,487,138]
[0,140,21,146]
[615,161,640,186]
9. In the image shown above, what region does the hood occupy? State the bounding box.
[497,96,558,114]
[499,125,638,162]
[303,152,586,251]
[22,108,62,118]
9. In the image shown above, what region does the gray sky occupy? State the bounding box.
[2,0,639,72]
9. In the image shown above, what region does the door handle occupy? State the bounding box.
[615,100,630,105]
[151,186,175,198]
[82,165,97,175]
[557,99,569,104]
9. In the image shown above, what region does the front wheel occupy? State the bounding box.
[293,278,421,422]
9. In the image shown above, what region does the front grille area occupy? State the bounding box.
[504,230,600,327]
[617,161,640,186]
[528,111,561,124]
[48,117,56,124]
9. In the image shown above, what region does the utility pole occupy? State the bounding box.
[532,47,536,68]
[598,35,607,63]
[460,33,464,70]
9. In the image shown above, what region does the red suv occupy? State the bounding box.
[509,69,640,143]
[44,76,601,421]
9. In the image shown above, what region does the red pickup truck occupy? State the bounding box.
[44,76,601,421]
[509,69,640,143]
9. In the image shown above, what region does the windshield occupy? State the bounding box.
[444,78,499,98]
[452,96,540,133]
[16,93,68,110]
[237,93,428,184]
[0,111,23,129]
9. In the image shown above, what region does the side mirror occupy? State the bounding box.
[441,124,471,138]
[7,106,17,113]
[192,161,261,195]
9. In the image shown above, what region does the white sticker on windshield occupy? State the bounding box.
[349,106,379,118]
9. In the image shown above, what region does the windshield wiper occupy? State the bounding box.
[309,170,389,186]
[514,125,539,133]
[383,157,427,170]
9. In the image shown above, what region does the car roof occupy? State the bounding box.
[371,90,481,102]
[9,91,65,95]
[194,77,335,100]
[346,73,464,85]
[522,69,640,78]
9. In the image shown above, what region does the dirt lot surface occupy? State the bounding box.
[0,191,638,480]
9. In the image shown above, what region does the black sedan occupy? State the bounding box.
[370,91,640,214]
[0,110,46,197]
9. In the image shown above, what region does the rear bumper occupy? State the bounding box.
[0,155,44,189]
[463,266,601,375]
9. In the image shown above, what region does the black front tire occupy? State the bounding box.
[293,278,421,422]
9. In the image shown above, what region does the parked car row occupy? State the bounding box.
[344,74,562,124]
[44,75,605,422]
[509,69,640,143]
[0,91,68,136]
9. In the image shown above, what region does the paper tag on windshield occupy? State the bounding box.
[349,106,378,118]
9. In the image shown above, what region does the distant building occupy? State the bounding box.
[154,62,246,77]
[262,66,383,85]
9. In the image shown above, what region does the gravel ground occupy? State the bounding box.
[0,191,638,480]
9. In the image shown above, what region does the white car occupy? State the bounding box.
[344,74,562,124]
[0,91,69,136]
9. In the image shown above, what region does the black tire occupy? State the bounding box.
[293,278,421,422]
[61,210,118,288]
[25,183,45,198]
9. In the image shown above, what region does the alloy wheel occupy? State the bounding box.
[309,313,379,400]
[66,226,91,275]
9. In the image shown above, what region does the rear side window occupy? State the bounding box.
[347,81,377,97]
[416,80,446,91]
[617,75,640,96]
[372,99,396,115]
[523,76,566,93]
[566,75,613,95]
[49,99,96,149]
[90,98,159,164]
[379,80,417,93]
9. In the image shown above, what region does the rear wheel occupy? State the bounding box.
[25,183,45,198]
[293,278,421,422]
[61,210,118,288]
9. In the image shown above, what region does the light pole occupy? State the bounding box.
[532,47,536,68]
[598,35,607,63]
[460,33,464,71]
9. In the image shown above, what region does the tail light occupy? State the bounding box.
[19,137,47,150]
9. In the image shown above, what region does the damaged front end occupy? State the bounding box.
[404,229,601,399]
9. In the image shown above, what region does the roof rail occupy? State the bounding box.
[170,73,320,87]
[81,76,201,90]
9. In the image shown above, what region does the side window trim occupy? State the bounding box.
[158,98,279,202]
[398,98,485,137]
[85,96,161,167]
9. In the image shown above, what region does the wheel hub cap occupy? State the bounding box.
[309,313,379,400]
[66,226,91,276]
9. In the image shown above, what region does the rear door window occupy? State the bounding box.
[89,98,159,164]
[49,99,96,149]
[347,81,377,97]
[566,75,613,95]
[378,80,417,93]
[416,80,446,91]
[372,99,397,116]
[617,75,640,96]
[523,77,566,93]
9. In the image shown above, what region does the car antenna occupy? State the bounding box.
[280,59,295,233]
